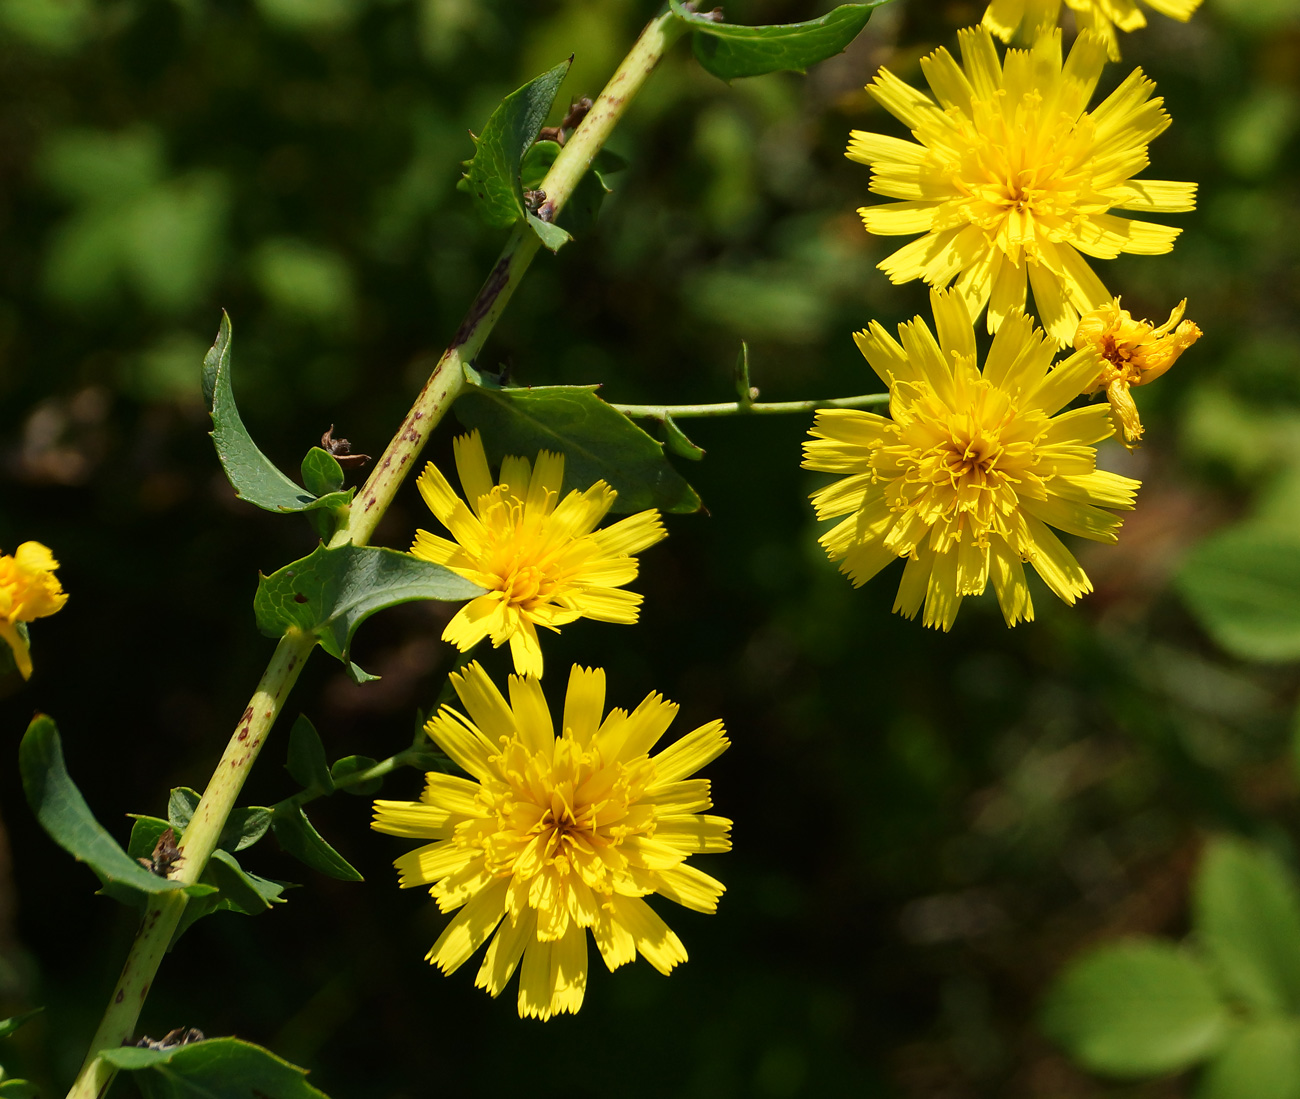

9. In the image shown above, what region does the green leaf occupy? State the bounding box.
[300,447,344,498]
[0,1081,39,1098]
[0,1008,43,1040]
[1198,1020,1300,1099]
[1177,527,1300,661]
[668,1,886,81]
[202,313,354,516]
[19,715,192,904]
[1194,835,1300,1015]
[285,715,333,794]
[166,790,270,853]
[662,414,706,461]
[168,787,201,831]
[525,211,571,253]
[100,1036,328,1098]
[205,850,285,914]
[127,816,173,861]
[520,142,622,236]
[455,368,702,514]
[1041,939,1230,1077]
[271,806,362,881]
[735,341,756,405]
[330,755,382,796]
[253,543,483,666]
[463,60,571,235]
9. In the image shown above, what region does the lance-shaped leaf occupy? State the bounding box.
[668,0,886,81]
[0,1081,38,1098]
[101,1037,329,1099]
[203,313,354,516]
[454,368,702,514]
[463,59,572,249]
[19,716,206,905]
[271,806,362,881]
[285,715,334,794]
[0,1009,43,1040]
[330,755,382,796]
[253,543,483,667]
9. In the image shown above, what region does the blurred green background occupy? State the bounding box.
[1,0,1299,1095]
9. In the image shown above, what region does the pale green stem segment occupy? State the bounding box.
[611,393,890,419]
[66,12,685,1099]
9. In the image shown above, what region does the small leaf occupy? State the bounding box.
[661,414,706,461]
[271,806,363,881]
[330,756,382,796]
[203,313,354,516]
[100,1036,329,1098]
[525,211,572,253]
[205,850,284,915]
[455,368,702,514]
[253,543,482,665]
[0,1008,43,1040]
[221,807,273,853]
[127,816,172,861]
[669,0,886,81]
[1194,835,1300,1015]
[300,447,345,498]
[167,787,202,831]
[1177,527,1300,661]
[463,60,572,231]
[735,341,756,405]
[520,142,621,236]
[285,715,333,794]
[1197,1020,1300,1099]
[1041,939,1229,1077]
[20,716,190,904]
[0,1081,39,1098]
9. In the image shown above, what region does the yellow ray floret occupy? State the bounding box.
[803,288,1141,631]
[372,661,731,1020]
[410,430,666,678]
[983,0,1203,61]
[0,542,68,679]
[847,26,1195,346]
[1074,297,1201,444]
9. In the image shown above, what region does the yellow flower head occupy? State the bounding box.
[411,430,666,678]
[1074,297,1201,444]
[372,661,731,1020]
[803,289,1141,630]
[983,0,1204,62]
[848,26,1196,346]
[0,542,68,679]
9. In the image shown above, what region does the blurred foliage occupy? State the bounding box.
[0,0,1299,1097]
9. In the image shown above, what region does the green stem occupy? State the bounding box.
[277,746,431,814]
[612,393,890,418]
[66,12,685,1098]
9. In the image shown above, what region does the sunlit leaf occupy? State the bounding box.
[285,715,333,794]
[1197,1020,1300,1099]
[668,1,886,80]
[454,367,702,514]
[271,806,362,881]
[101,1036,329,1098]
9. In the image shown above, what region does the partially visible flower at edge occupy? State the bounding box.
[372,660,731,1020]
[847,25,1196,346]
[1075,297,1201,444]
[803,288,1141,631]
[0,542,68,679]
[410,430,666,678]
[983,0,1204,62]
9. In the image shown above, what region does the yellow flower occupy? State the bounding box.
[1074,297,1201,444]
[847,26,1195,346]
[0,542,68,679]
[983,0,1203,61]
[372,661,730,1020]
[410,430,666,678]
[803,289,1140,630]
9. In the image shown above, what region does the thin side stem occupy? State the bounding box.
[65,12,686,1099]
[611,393,890,418]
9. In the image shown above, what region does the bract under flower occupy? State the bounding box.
[410,430,666,678]
[803,289,1140,630]
[372,661,731,1020]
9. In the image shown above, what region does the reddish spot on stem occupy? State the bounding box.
[115,990,124,1004]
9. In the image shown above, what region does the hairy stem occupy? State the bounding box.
[66,11,684,1098]
[611,393,890,419]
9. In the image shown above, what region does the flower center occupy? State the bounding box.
[496,562,555,608]
[940,429,1000,482]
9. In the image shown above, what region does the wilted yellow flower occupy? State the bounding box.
[803,289,1140,630]
[0,542,68,679]
[1075,297,1201,444]
[983,0,1203,61]
[372,661,730,1020]
[411,430,665,678]
[848,26,1195,346]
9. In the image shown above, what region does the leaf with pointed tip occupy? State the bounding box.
[100,1036,329,1098]
[19,716,202,905]
[271,806,362,881]
[203,313,354,516]
[0,1008,43,1040]
[330,756,382,796]
[463,59,572,239]
[286,715,333,794]
[668,1,886,80]
[455,367,702,514]
[662,414,706,461]
[253,543,483,666]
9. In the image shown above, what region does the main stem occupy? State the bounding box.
[66,11,684,1099]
